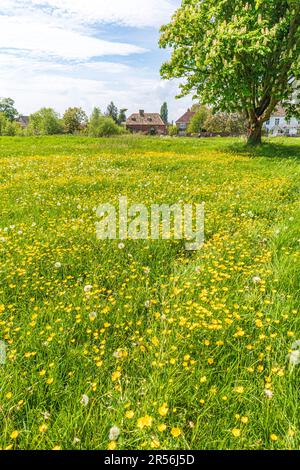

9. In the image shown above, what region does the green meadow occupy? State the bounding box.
[0,135,299,450]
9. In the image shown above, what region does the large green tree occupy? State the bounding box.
[160,0,300,145]
[0,98,18,121]
[160,102,169,125]
[63,107,88,134]
[105,102,118,124]
[187,105,211,133]
[29,108,63,135]
[117,108,127,125]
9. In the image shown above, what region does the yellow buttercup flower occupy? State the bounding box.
[10,431,19,440]
[158,424,167,432]
[108,441,117,450]
[112,371,121,382]
[232,428,241,438]
[39,424,48,433]
[171,427,181,438]
[137,415,153,429]
[158,403,169,417]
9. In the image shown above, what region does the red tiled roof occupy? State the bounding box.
[17,115,29,127]
[176,110,196,124]
[126,113,165,126]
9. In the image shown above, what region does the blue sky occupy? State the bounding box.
[0,0,192,120]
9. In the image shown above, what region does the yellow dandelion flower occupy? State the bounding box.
[171,427,181,438]
[231,428,241,438]
[39,424,48,433]
[10,431,19,440]
[158,403,169,417]
[270,434,278,441]
[137,415,153,430]
[125,410,134,419]
[158,424,167,432]
[108,441,117,450]
[234,386,244,394]
[112,371,121,382]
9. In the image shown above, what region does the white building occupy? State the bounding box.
[265,106,300,137]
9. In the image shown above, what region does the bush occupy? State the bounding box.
[88,110,122,137]
[63,107,87,134]
[28,108,63,135]
[204,112,247,135]
[187,106,211,134]
[0,112,23,136]
[168,124,178,136]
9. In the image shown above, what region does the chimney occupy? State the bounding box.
[139,110,145,117]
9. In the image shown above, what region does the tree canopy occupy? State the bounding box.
[160,0,300,144]
[160,102,169,125]
[29,108,63,135]
[187,106,211,133]
[106,102,119,124]
[0,98,18,121]
[63,107,88,134]
[88,107,122,137]
[117,108,127,125]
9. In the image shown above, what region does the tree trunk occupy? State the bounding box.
[247,120,263,146]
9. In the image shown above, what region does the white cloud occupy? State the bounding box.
[2,0,178,28]
[0,15,145,60]
[0,52,191,120]
[0,0,189,120]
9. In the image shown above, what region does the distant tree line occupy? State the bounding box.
[0,98,128,137]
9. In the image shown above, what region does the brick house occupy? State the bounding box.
[175,109,196,135]
[126,110,167,135]
[17,115,29,128]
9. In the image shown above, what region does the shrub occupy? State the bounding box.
[88,110,122,137]
[204,113,247,135]
[187,106,211,134]
[168,124,178,136]
[28,108,63,135]
[63,107,88,134]
[0,112,23,136]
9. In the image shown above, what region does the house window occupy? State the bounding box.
[275,118,280,125]
[266,120,270,125]
[179,123,186,130]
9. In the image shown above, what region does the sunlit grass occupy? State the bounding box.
[0,135,299,450]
